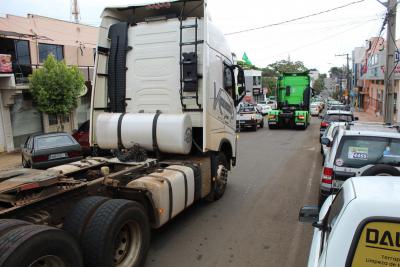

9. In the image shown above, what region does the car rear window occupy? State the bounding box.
[35,135,75,150]
[325,114,353,122]
[335,136,400,168]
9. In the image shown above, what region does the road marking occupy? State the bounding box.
[285,146,318,267]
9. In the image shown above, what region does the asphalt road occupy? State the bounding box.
[145,118,322,267]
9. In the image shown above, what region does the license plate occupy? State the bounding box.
[49,153,67,160]
[269,121,276,124]
[333,180,344,188]
[240,120,246,123]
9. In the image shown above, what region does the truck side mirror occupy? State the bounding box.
[237,68,245,84]
[299,205,319,223]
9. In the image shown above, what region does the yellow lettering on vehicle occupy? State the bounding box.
[352,222,400,267]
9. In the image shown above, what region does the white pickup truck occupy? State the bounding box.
[300,176,400,267]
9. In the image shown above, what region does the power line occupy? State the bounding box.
[257,19,377,62]
[225,0,367,35]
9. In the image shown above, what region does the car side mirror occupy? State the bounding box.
[354,117,359,121]
[299,205,319,224]
[321,137,331,146]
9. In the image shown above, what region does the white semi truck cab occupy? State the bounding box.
[90,0,245,163]
[0,1,245,267]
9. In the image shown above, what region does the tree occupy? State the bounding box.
[268,60,308,73]
[29,54,85,131]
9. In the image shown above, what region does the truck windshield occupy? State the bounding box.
[324,114,353,122]
[335,136,400,168]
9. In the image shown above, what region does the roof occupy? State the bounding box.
[343,122,400,137]
[350,176,400,204]
[326,110,353,115]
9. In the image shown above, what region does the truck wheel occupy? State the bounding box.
[207,152,228,201]
[252,124,257,131]
[0,219,31,236]
[0,224,83,267]
[63,196,109,241]
[81,199,150,267]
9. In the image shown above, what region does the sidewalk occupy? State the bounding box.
[353,111,383,123]
[0,152,22,170]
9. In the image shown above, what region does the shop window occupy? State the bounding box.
[253,76,261,86]
[39,43,64,62]
[48,114,58,126]
[48,114,70,125]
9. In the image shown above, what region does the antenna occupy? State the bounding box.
[71,0,80,23]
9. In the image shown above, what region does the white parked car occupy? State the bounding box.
[264,99,277,110]
[257,103,272,115]
[310,103,320,116]
[236,104,264,131]
[300,176,400,267]
[319,122,400,205]
[320,122,346,163]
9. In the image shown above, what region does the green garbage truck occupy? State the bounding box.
[268,72,311,130]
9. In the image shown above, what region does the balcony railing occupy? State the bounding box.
[10,64,94,85]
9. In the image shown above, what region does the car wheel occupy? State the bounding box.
[252,124,257,131]
[21,156,30,168]
[361,164,400,176]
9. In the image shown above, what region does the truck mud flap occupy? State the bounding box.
[108,22,128,113]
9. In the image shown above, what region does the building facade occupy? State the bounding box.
[0,14,98,152]
[244,69,263,103]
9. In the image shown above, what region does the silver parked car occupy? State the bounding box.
[21,132,83,169]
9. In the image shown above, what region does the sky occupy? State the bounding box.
[0,0,390,73]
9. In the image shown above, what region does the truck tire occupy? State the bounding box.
[0,219,31,237]
[63,196,110,241]
[252,124,257,131]
[361,164,400,176]
[0,224,83,267]
[81,199,150,267]
[207,152,228,201]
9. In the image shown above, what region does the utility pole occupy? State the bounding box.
[383,0,397,124]
[71,0,80,24]
[335,53,351,104]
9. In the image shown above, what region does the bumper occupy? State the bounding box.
[295,122,305,126]
[236,120,257,128]
[32,156,83,169]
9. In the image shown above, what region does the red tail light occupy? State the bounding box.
[322,167,333,184]
[298,115,305,120]
[320,121,329,127]
[32,155,48,163]
[68,151,82,158]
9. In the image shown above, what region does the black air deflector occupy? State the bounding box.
[108,22,128,113]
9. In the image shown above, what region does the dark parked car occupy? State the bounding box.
[319,110,357,137]
[21,132,83,169]
[72,120,90,155]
